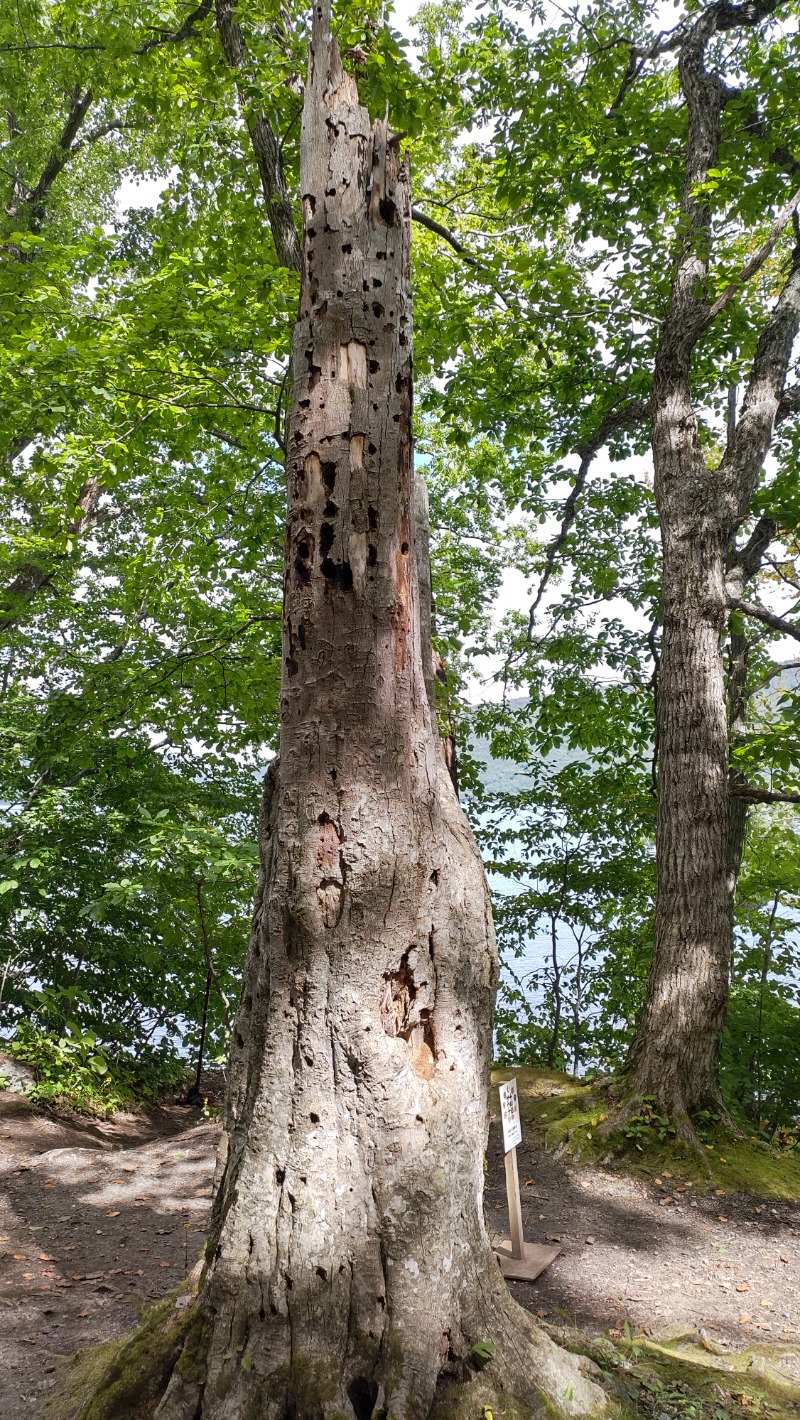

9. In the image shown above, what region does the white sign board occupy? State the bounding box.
[498,1077,522,1152]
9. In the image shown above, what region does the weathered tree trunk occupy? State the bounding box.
[90,10,609,1419]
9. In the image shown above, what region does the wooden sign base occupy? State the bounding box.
[494,1239,562,1282]
[493,1142,560,1282]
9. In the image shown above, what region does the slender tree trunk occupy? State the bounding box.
[87,10,609,1419]
[547,912,562,1069]
[193,966,213,1097]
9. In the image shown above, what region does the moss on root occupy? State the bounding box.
[492,1067,800,1199]
[73,1296,192,1420]
[576,1326,800,1418]
[43,1340,126,1420]
[431,1367,585,1420]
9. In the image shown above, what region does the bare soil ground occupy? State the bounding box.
[2,1080,799,1418]
[0,1091,216,1419]
[486,1128,800,1349]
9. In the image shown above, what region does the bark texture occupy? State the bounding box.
[624,1,800,1126]
[109,9,609,1419]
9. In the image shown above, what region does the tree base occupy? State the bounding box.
[76,1266,614,1420]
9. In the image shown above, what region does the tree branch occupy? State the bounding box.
[704,182,800,326]
[748,658,800,693]
[214,0,301,271]
[777,383,800,423]
[729,596,800,643]
[725,513,777,598]
[731,782,800,804]
[137,0,214,54]
[528,397,650,628]
[0,1,214,55]
[719,238,800,516]
[25,85,94,233]
[410,205,476,263]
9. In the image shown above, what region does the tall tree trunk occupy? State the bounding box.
[86,9,608,1419]
[625,513,732,1123]
[620,2,800,1133]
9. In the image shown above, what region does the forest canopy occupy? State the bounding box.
[1,0,800,1139]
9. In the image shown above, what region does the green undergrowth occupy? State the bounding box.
[491,1068,800,1199]
[561,1324,800,1419]
[4,1022,185,1116]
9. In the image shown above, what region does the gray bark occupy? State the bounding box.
[124,8,609,1418]
[624,0,800,1124]
[214,0,302,271]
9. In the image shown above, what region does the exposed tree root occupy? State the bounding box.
[76,1267,205,1420]
[593,1070,738,1165]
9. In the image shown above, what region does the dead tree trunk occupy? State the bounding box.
[87,8,609,1419]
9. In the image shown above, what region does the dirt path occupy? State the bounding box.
[484,1120,800,1349]
[2,1086,800,1418]
[0,1092,217,1419]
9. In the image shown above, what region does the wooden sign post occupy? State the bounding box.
[494,1077,561,1282]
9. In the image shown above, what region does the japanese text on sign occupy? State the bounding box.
[498,1077,522,1152]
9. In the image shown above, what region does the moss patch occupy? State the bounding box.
[491,1067,800,1199]
[71,1295,194,1420]
[43,1340,125,1420]
[578,1327,800,1418]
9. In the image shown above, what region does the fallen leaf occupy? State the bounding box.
[538,1213,546,1220]
[42,1180,57,1188]
[738,1315,753,1324]
[736,1283,750,1292]
[660,1196,674,1206]
[524,1178,535,1186]
[653,1178,663,1187]
[37,1253,55,1262]
[780,1254,788,1263]
[714,1189,726,1197]
[76,1310,91,1318]
[718,1216,728,1223]
[105,1210,121,1218]
[12,1253,29,1261]
[760,1299,772,1308]
[158,1260,172,1268]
